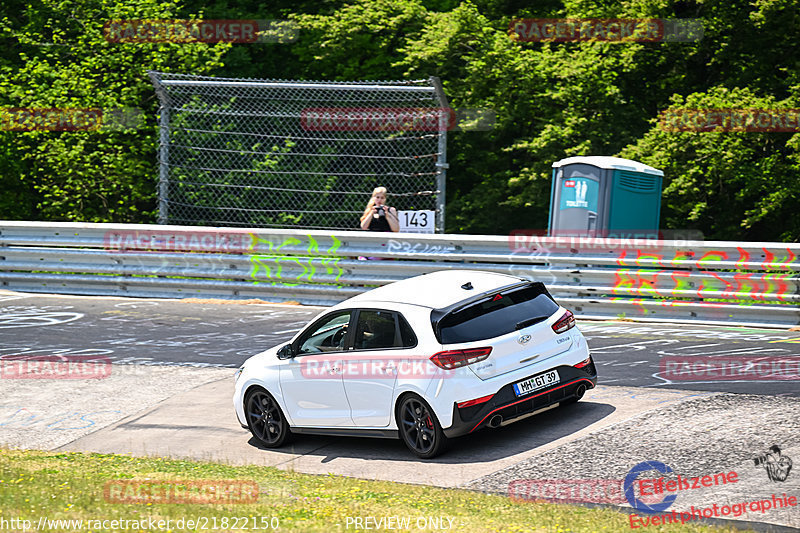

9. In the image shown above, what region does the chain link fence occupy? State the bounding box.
[148,72,448,231]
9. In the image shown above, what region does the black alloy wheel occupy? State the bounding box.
[245,388,291,448]
[398,395,447,459]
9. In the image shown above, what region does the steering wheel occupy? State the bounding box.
[332,325,347,347]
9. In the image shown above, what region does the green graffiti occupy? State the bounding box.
[248,234,344,287]
[249,235,303,286]
[321,236,343,282]
[670,271,694,293]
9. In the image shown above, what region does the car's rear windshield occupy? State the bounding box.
[436,283,559,344]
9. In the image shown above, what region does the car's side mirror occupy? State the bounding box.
[277,344,295,360]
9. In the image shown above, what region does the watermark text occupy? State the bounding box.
[104,480,258,504]
[1,355,111,380]
[660,108,800,132]
[661,356,800,381]
[103,19,298,43]
[509,19,702,43]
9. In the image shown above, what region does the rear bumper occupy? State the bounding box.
[443,357,597,438]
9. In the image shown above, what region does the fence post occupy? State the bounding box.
[432,76,448,234]
[149,71,170,225]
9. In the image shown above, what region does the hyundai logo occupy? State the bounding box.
[518,334,531,345]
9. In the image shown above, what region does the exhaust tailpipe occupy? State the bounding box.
[574,384,587,400]
[489,415,503,428]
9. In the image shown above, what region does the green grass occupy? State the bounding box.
[0,449,750,532]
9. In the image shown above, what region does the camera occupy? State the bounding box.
[753,445,781,466]
[374,206,385,218]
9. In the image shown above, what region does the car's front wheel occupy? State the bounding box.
[245,388,291,448]
[397,395,447,459]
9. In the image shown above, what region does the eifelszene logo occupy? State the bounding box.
[623,460,740,513]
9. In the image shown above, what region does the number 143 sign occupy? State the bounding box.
[398,210,435,233]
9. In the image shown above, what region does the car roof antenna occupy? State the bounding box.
[461,282,473,290]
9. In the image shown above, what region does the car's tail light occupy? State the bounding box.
[457,394,494,409]
[574,357,592,369]
[552,310,575,334]
[430,347,492,370]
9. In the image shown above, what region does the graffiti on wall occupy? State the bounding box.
[506,238,799,319]
[104,229,346,288]
[248,234,344,287]
[612,246,799,304]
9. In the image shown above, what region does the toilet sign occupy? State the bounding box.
[560,177,597,211]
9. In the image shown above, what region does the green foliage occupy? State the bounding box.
[0,0,227,222]
[620,87,800,241]
[0,0,797,241]
[291,0,429,80]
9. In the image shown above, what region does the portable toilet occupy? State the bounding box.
[548,156,664,237]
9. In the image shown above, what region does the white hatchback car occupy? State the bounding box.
[233,270,596,458]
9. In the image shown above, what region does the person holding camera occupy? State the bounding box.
[753,445,793,482]
[360,186,399,232]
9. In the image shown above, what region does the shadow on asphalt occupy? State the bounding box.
[246,400,615,465]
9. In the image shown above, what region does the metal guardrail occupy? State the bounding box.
[1,221,799,326]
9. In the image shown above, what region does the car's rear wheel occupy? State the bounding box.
[245,388,291,448]
[398,395,447,459]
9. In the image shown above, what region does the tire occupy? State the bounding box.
[397,395,447,459]
[245,388,292,448]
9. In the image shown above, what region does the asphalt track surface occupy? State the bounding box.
[2,290,799,532]
[1,291,798,397]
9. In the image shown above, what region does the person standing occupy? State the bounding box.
[360,186,399,232]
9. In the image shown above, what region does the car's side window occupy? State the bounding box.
[398,314,418,348]
[296,311,352,354]
[352,310,417,350]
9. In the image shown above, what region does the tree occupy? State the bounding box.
[0,0,227,222]
[620,87,800,241]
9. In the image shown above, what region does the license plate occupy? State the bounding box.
[513,370,560,397]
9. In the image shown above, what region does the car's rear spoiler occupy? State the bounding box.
[429,280,553,343]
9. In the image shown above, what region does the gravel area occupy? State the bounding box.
[464,393,800,530]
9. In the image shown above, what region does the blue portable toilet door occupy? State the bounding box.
[551,164,602,234]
